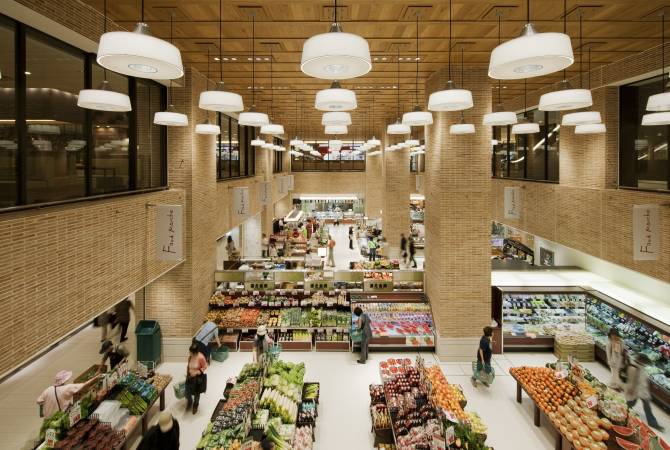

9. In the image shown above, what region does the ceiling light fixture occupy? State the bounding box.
[97,0,183,79]
[428,0,473,112]
[483,11,517,126]
[643,12,670,124]
[300,0,371,79]
[322,111,352,126]
[154,13,188,127]
[199,0,244,112]
[315,81,357,111]
[325,124,348,134]
[512,80,539,135]
[367,93,381,146]
[403,14,433,126]
[489,0,573,79]
[239,14,269,127]
[450,113,475,135]
[539,1,591,111]
[562,111,602,126]
[195,118,221,135]
[260,45,284,135]
[387,46,411,134]
[575,123,606,134]
[79,0,132,112]
[251,138,266,146]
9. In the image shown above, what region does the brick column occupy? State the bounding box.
[365,153,384,220]
[424,67,492,360]
[382,146,411,258]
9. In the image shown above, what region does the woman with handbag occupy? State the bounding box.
[471,326,495,387]
[185,343,208,414]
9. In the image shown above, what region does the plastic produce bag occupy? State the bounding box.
[173,379,186,399]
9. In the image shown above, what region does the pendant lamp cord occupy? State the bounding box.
[251,13,256,107]
[497,11,502,105]
[396,46,400,120]
[270,46,273,119]
[415,14,419,106]
[562,0,566,81]
[334,0,338,25]
[140,0,144,23]
[448,0,452,82]
[662,12,666,93]
[206,48,210,89]
[103,0,108,82]
[168,12,174,105]
[460,47,464,89]
[219,0,224,83]
[588,45,591,90]
[527,0,530,24]
[579,11,583,89]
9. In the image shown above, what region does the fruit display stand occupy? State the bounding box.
[351,293,435,351]
[510,361,670,450]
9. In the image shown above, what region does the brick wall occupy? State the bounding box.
[292,172,365,196]
[425,67,492,359]
[365,155,384,219]
[382,148,411,256]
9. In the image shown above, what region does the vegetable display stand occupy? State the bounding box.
[315,340,350,351]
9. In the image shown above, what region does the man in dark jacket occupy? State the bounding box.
[138,411,180,450]
[115,298,133,342]
[354,307,373,364]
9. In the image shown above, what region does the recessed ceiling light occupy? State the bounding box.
[231,57,237,61]
[222,57,229,61]
[247,57,252,61]
[25,71,31,75]
[374,57,378,61]
[264,57,269,61]
[502,86,507,89]
[415,57,420,61]
[214,57,220,61]
[382,57,387,61]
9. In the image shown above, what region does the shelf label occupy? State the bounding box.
[326,301,334,307]
[45,429,57,447]
[248,301,255,307]
[292,290,298,295]
[261,301,268,307]
[278,289,285,295]
[304,290,311,295]
[242,290,248,296]
[329,290,335,296]
[242,328,249,333]
[445,426,455,445]
[69,401,81,425]
[317,290,323,295]
[555,370,568,380]
[586,395,598,409]
[253,291,259,296]
[281,328,287,333]
[443,409,458,423]
[226,328,233,334]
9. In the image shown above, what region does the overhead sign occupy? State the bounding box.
[633,204,660,260]
[504,186,521,220]
[233,187,250,218]
[260,181,272,205]
[155,204,183,261]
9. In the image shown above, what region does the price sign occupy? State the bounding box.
[291,290,298,295]
[45,429,57,447]
[281,328,288,333]
[242,328,249,333]
[555,370,568,380]
[586,395,598,409]
[304,290,311,295]
[248,301,255,307]
[69,401,81,425]
[292,300,299,307]
[443,409,458,423]
[261,301,268,307]
[317,290,323,295]
[278,289,285,295]
[326,301,334,307]
[241,439,254,450]
[226,328,233,334]
[228,289,235,295]
[242,291,248,296]
[445,426,455,445]
[329,290,335,296]
[526,332,537,339]
[253,291,259,296]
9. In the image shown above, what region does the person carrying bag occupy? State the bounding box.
[185,343,208,415]
[471,326,495,387]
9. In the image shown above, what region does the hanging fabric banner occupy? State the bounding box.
[260,181,272,205]
[633,204,660,261]
[415,174,424,192]
[155,204,183,261]
[277,177,288,196]
[233,187,250,218]
[504,186,521,220]
[287,174,295,191]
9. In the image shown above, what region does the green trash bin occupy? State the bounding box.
[136,320,162,366]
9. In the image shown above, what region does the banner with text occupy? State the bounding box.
[287,174,295,191]
[504,186,521,220]
[260,181,272,205]
[633,204,660,261]
[415,174,423,192]
[155,204,183,261]
[233,187,250,218]
[277,177,288,196]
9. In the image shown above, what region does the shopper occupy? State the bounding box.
[409,238,417,268]
[37,370,101,418]
[471,326,494,388]
[99,340,129,371]
[186,342,208,414]
[137,410,180,450]
[606,328,625,390]
[400,233,408,266]
[625,353,665,432]
[368,237,377,262]
[353,307,373,364]
[114,297,133,342]
[95,310,111,343]
[348,226,354,250]
[269,242,278,258]
[194,320,221,363]
[253,325,273,363]
[261,233,269,258]
[327,235,336,267]
[226,236,238,260]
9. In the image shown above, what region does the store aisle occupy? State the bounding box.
[325,223,365,270]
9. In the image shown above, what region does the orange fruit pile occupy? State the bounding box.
[425,365,468,422]
[510,366,578,414]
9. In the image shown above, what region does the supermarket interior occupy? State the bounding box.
[2,0,670,449]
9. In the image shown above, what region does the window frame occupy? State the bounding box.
[216,112,255,181]
[1,14,168,213]
[289,140,366,172]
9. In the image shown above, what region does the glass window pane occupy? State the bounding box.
[231,118,239,177]
[509,115,525,179]
[136,80,163,188]
[239,124,247,176]
[0,20,16,207]
[526,110,545,180]
[26,31,86,203]
[91,64,129,194]
[547,111,560,182]
[220,115,231,179]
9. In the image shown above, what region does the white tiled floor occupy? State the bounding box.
[4,322,670,450]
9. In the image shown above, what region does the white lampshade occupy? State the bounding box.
[238,111,269,127]
[367,137,381,146]
[262,142,274,149]
[322,111,352,126]
[646,92,670,111]
[199,89,244,112]
[273,145,284,151]
[428,85,473,112]
[562,111,601,126]
[489,24,574,80]
[575,123,606,134]
[483,111,518,126]
[450,123,475,135]
[325,125,347,135]
[402,109,433,126]
[97,23,184,80]
[195,122,221,135]
[251,139,265,146]
[387,121,411,135]
[154,111,188,126]
[405,139,420,146]
[512,121,540,135]
[290,138,304,146]
[315,85,357,111]
[539,88,592,111]
[329,139,343,148]
[77,88,131,111]
[301,28,371,80]
[642,112,670,126]
[260,123,285,135]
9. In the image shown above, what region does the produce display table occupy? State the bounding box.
[511,371,563,449]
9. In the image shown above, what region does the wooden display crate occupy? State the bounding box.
[278,341,313,351]
[553,332,594,362]
[315,340,350,351]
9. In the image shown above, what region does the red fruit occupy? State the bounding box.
[660,438,670,450]
[613,426,636,437]
[616,437,642,450]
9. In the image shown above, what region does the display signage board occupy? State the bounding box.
[304,280,333,291]
[233,187,250,218]
[155,204,183,261]
[245,280,274,291]
[260,181,272,205]
[277,177,288,196]
[287,174,294,191]
[504,186,521,219]
[633,204,660,261]
[416,174,424,192]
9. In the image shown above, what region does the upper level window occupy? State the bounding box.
[290,141,365,171]
[492,108,559,182]
[273,137,284,173]
[0,18,16,208]
[620,75,670,191]
[217,113,255,180]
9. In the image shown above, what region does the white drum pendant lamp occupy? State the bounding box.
[450,120,475,135]
[239,110,269,127]
[315,81,357,111]
[260,123,285,135]
[387,121,411,135]
[78,80,131,112]
[251,138,265,146]
[322,111,352,126]
[195,119,221,135]
[483,111,517,126]
[489,0,573,80]
[645,14,670,113]
[512,121,540,134]
[647,91,670,111]
[642,112,670,126]
[290,138,303,146]
[325,125,347,135]
[367,137,381,146]
[154,109,188,126]
[575,123,606,134]
[300,0,371,80]
[403,14,432,127]
[562,111,601,126]
[239,14,269,127]
[539,82,592,111]
[405,139,420,146]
